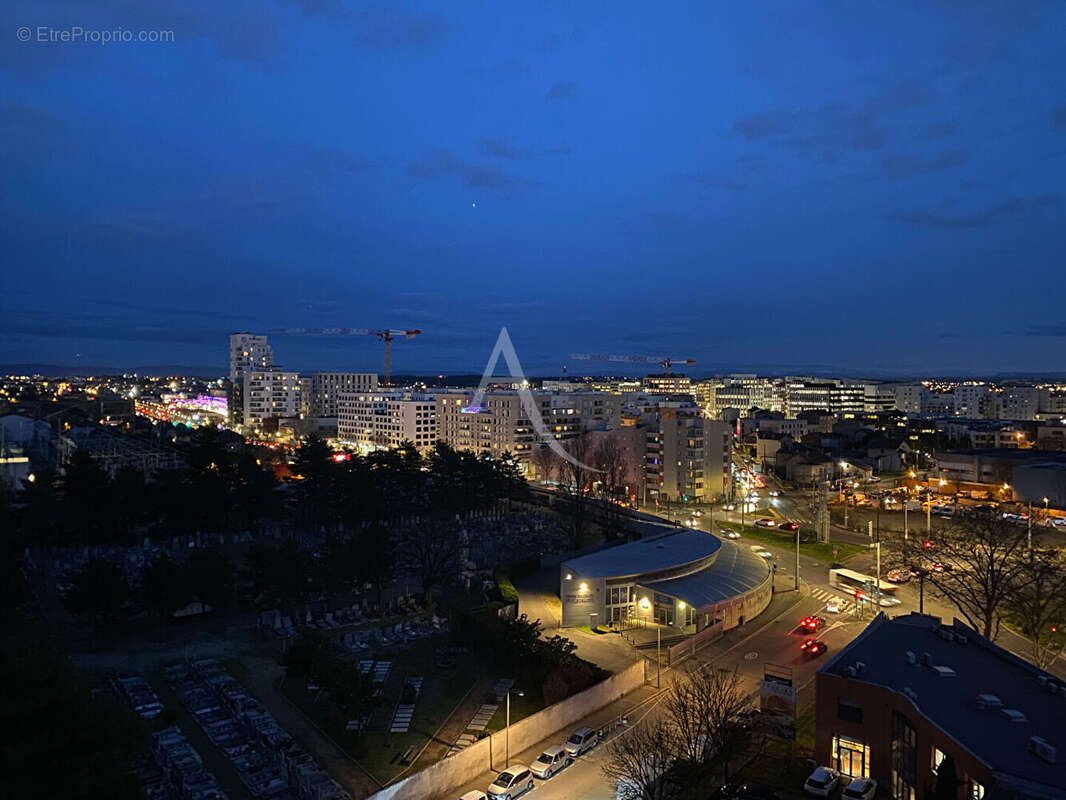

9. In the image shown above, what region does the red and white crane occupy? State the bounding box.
[569,353,695,374]
[270,327,421,387]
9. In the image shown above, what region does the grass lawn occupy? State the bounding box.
[717,522,865,563]
[280,636,482,786]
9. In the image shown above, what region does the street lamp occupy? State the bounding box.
[505,689,525,765]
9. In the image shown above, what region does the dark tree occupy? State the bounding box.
[139,554,189,630]
[245,537,309,603]
[63,558,130,632]
[1007,547,1066,668]
[0,645,145,800]
[932,754,961,800]
[184,547,236,612]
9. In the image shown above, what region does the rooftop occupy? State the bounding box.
[562,527,721,579]
[639,540,769,606]
[820,613,1065,795]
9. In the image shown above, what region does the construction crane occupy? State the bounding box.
[270,328,422,387]
[569,353,695,374]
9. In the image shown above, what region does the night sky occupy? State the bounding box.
[2,1,1064,377]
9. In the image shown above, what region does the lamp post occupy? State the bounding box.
[505,689,524,765]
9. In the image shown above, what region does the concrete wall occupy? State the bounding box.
[367,659,647,800]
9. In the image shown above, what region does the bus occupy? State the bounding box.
[829,568,899,606]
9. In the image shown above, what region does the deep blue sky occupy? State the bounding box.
[2,1,1064,377]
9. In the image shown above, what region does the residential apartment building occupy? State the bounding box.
[229,333,274,381]
[435,389,620,470]
[994,387,1047,421]
[863,384,896,413]
[337,390,435,451]
[241,370,302,430]
[886,383,928,415]
[953,383,990,418]
[644,408,732,503]
[301,372,378,418]
[816,613,1064,800]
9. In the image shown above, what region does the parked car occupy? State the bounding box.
[530,745,571,779]
[487,766,534,800]
[564,726,598,757]
[460,792,488,800]
[799,639,828,657]
[804,766,840,797]
[754,518,777,528]
[843,778,877,800]
[777,521,799,531]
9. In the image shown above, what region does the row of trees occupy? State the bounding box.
[62,549,236,633]
[894,511,1066,667]
[283,633,379,722]
[3,428,529,551]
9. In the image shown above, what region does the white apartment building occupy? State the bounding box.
[863,384,896,413]
[337,390,436,451]
[953,383,990,418]
[887,383,928,414]
[241,370,302,429]
[994,386,1047,421]
[302,372,378,418]
[229,333,273,381]
[435,389,620,469]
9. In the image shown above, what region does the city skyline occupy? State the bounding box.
[3,2,1066,374]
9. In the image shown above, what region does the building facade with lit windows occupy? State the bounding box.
[816,613,1065,800]
[302,372,377,418]
[336,390,436,451]
[434,389,620,471]
[643,409,733,503]
[240,370,302,431]
[558,527,771,632]
[229,333,273,381]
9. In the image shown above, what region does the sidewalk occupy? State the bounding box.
[450,679,663,799]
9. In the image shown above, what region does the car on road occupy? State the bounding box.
[804,766,840,797]
[530,745,571,779]
[460,792,488,800]
[824,598,841,614]
[754,518,777,528]
[777,521,799,531]
[487,766,534,800]
[751,547,773,559]
[877,595,902,607]
[1048,516,1065,528]
[842,778,877,800]
[723,503,737,511]
[799,615,825,632]
[930,561,953,573]
[564,726,598,757]
[799,639,828,657]
[722,529,741,539]
[885,568,910,583]
[769,490,780,497]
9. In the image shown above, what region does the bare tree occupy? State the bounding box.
[555,432,594,550]
[664,664,750,783]
[916,510,1030,639]
[396,521,460,601]
[531,444,555,485]
[1008,547,1066,669]
[594,435,630,539]
[601,716,678,800]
